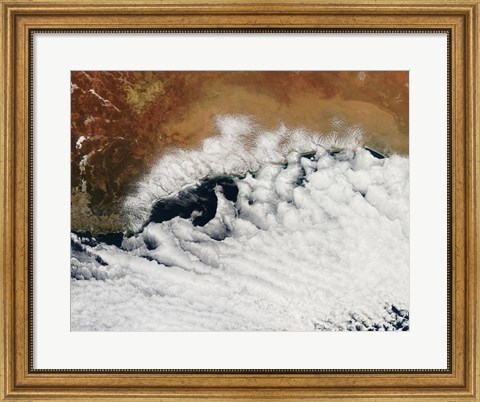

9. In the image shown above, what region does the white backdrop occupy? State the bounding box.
[33,33,447,369]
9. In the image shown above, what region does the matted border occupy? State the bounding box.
[28,28,452,375]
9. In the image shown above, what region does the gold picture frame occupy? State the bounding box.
[1,0,479,400]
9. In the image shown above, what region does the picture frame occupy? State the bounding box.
[1,0,478,400]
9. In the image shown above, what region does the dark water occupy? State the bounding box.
[365,147,386,159]
[147,176,239,227]
[72,231,124,248]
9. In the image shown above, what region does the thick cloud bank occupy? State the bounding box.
[123,115,365,232]
[71,117,409,331]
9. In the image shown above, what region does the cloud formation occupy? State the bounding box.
[72,119,409,331]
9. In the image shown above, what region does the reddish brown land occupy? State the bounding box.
[71,71,408,233]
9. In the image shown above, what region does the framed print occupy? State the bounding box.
[1,0,479,401]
